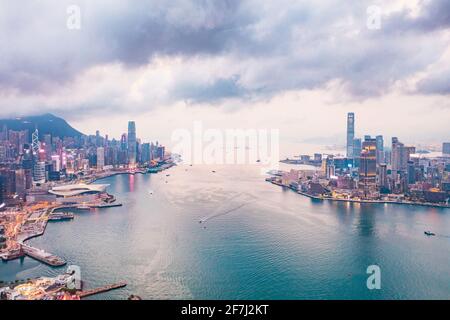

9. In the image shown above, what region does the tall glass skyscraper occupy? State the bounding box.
[346,112,355,159]
[443,142,450,155]
[353,138,362,168]
[128,121,137,166]
[376,135,384,165]
[359,137,377,195]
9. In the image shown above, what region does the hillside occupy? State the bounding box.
[0,113,84,139]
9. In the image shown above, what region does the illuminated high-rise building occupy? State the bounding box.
[32,128,40,156]
[352,138,362,168]
[346,113,355,159]
[359,137,377,195]
[127,121,137,166]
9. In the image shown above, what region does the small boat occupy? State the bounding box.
[212,170,216,173]
[77,205,91,210]
[424,231,436,236]
[148,190,153,195]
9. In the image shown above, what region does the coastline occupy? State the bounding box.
[268,180,450,209]
[1,162,176,266]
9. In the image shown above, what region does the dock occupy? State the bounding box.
[77,282,127,298]
[0,248,25,261]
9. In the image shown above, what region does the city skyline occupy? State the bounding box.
[1,1,450,303]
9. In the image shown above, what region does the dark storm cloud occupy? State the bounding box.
[0,0,449,117]
[384,0,450,33]
[0,0,248,94]
[378,0,450,96]
[416,69,450,95]
[89,0,248,64]
[172,75,246,104]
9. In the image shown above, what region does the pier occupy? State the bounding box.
[0,248,25,261]
[77,282,127,298]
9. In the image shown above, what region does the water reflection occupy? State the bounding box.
[129,174,135,193]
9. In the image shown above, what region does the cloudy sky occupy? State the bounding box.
[0,0,449,150]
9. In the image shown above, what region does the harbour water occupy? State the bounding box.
[1,163,449,299]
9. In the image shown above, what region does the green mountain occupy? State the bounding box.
[0,113,84,139]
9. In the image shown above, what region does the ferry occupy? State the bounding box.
[76,205,92,210]
[266,169,283,177]
[48,212,74,221]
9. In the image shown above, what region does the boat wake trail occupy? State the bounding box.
[199,194,256,224]
[199,203,248,223]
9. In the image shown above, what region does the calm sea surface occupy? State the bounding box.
[1,163,449,299]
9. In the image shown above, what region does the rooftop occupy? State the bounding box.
[49,184,109,197]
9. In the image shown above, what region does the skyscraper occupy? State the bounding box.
[407,160,416,184]
[376,135,384,165]
[31,128,40,156]
[378,163,388,191]
[346,113,355,159]
[97,147,105,170]
[392,137,414,172]
[359,137,377,195]
[141,143,151,164]
[352,138,362,168]
[0,125,7,141]
[391,137,404,172]
[443,142,450,155]
[15,169,26,198]
[128,121,137,166]
[33,161,46,184]
[120,133,128,151]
